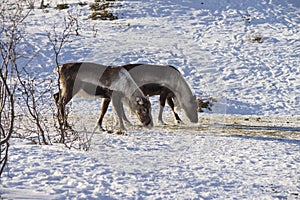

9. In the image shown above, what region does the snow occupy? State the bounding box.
[19,0,300,116]
[1,0,300,199]
[2,127,300,199]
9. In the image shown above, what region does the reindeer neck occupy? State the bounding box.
[115,68,144,99]
[164,72,192,100]
[177,78,193,98]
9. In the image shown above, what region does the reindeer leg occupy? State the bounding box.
[53,92,68,128]
[121,98,132,126]
[123,111,132,126]
[53,92,60,113]
[111,92,126,131]
[158,93,167,125]
[54,85,77,129]
[167,97,183,124]
[97,98,111,131]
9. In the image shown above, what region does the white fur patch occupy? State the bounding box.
[53,64,62,73]
[76,89,98,98]
[109,68,128,92]
[111,68,144,98]
[174,106,181,113]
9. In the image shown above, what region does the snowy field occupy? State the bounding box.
[1,0,300,199]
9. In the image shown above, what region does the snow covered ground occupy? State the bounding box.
[2,125,300,199]
[1,0,300,199]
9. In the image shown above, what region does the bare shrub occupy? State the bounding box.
[15,69,54,145]
[0,0,31,177]
[47,10,92,149]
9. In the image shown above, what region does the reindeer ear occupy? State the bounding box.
[136,97,144,105]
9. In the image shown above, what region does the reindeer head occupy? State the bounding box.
[130,96,153,127]
[182,95,198,123]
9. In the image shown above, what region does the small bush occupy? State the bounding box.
[251,35,263,43]
[89,1,118,21]
[78,2,88,6]
[90,2,112,11]
[88,10,118,20]
[197,97,216,112]
[56,3,69,10]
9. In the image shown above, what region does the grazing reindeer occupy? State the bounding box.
[53,62,153,130]
[138,83,181,124]
[98,64,198,127]
[99,83,181,127]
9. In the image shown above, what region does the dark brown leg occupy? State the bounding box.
[158,93,167,125]
[53,92,59,106]
[97,98,111,131]
[167,97,182,124]
[54,87,76,129]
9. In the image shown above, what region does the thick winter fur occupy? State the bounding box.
[125,64,197,122]
[98,64,198,127]
[54,62,152,130]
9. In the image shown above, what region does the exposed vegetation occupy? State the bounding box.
[88,10,118,20]
[78,2,88,6]
[89,1,118,20]
[41,0,119,21]
[90,2,113,11]
[56,3,69,10]
[245,34,263,43]
[197,97,216,112]
[0,0,93,179]
[0,0,33,177]
[250,35,263,43]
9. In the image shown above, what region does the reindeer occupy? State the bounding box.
[97,83,180,129]
[97,64,198,128]
[53,62,153,130]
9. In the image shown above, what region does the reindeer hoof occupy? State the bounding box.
[65,124,74,131]
[116,129,127,135]
[125,121,132,126]
[158,120,167,125]
[99,127,106,132]
[175,120,184,124]
[94,124,106,132]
